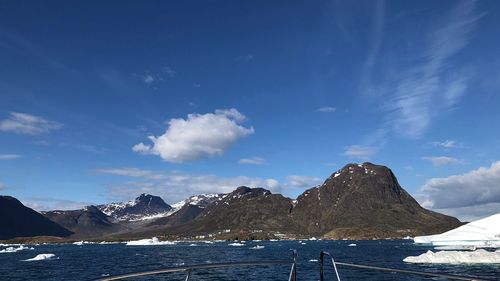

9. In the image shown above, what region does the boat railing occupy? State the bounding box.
[96,250,298,281]
[319,250,489,281]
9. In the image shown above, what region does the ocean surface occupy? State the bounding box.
[0,240,498,281]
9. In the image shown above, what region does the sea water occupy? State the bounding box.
[0,240,498,280]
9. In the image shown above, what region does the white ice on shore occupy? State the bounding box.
[0,245,34,253]
[125,237,176,246]
[23,254,58,261]
[403,249,500,264]
[73,241,94,246]
[228,242,245,246]
[413,213,500,248]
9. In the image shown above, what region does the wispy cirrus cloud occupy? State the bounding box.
[422,156,463,166]
[417,161,500,220]
[238,157,265,165]
[0,112,62,135]
[133,109,254,163]
[384,1,481,138]
[315,106,337,113]
[431,140,463,149]
[0,154,22,160]
[133,66,177,87]
[362,1,482,140]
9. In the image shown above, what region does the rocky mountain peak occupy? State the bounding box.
[97,194,172,221]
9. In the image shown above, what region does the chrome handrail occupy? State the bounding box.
[319,251,341,281]
[319,250,490,281]
[96,250,298,281]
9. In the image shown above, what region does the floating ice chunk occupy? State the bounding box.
[73,241,92,246]
[23,253,58,261]
[309,237,317,241]
[99,241,121,245]
[251,245,265,250]
[228,243,245,247]
[202,241,214,244]
[413,213,500,247]
[403,249,500,264]
[300,242,307,245]
[126,237,176,246]
[0,245,34,253]
[348,243,357,247]
[189,244,198,246]
[309,259,318,262]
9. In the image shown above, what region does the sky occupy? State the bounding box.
[1,0,499,221]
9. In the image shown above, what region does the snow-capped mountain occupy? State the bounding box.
[171,193,225,210]
[97,193,173,221]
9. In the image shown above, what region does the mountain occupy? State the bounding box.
[147,194,224,228]
[0,196,72,240]
[43,206,126,238]
[291,162,461,238]
[149,186,298,238]
[97,193,172,221]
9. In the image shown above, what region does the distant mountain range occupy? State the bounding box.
[0,163,461,241]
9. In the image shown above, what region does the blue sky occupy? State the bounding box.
[1,0,499,221]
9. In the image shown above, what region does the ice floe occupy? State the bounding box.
[413,213,500,248]
[403,249,500,264]
[309,259,318,262]
[251,245,265,250]
[348,243,357,247]
[0,245,34,253]
[73,241,94,246]
[23,254,58,261]
[126,237,176,246]
[228,242,245,247]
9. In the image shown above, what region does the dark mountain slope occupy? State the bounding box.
[0,196,72,240]
[43,206,127,238]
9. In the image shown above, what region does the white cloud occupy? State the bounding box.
[343,145,376,159]
[417,161,500,220]
[0,154,22,160]
[285,175,322,188]
[133,108,254,163]
[98,168,280,203]
[422,156,462,166]
[96,168,165,180]
[22,197,92,211]
[238,157,265,165]
[0,112,62,135]
[163,67,176,78]
[143,75,154,85]
[431,140,462,149]
[315,107,337,113]
[97,167,324,203]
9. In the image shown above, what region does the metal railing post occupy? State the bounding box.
[319,251,341,281]
[184,269,192,281]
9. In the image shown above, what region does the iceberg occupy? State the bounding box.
[348,243,357,247]
[251,245,265,249]
[413,213,500,248]
[0,245,34,253]
[23,254,58,261]
[228,242,245,247]
[403,249,500,264]
[125,237,176,246]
